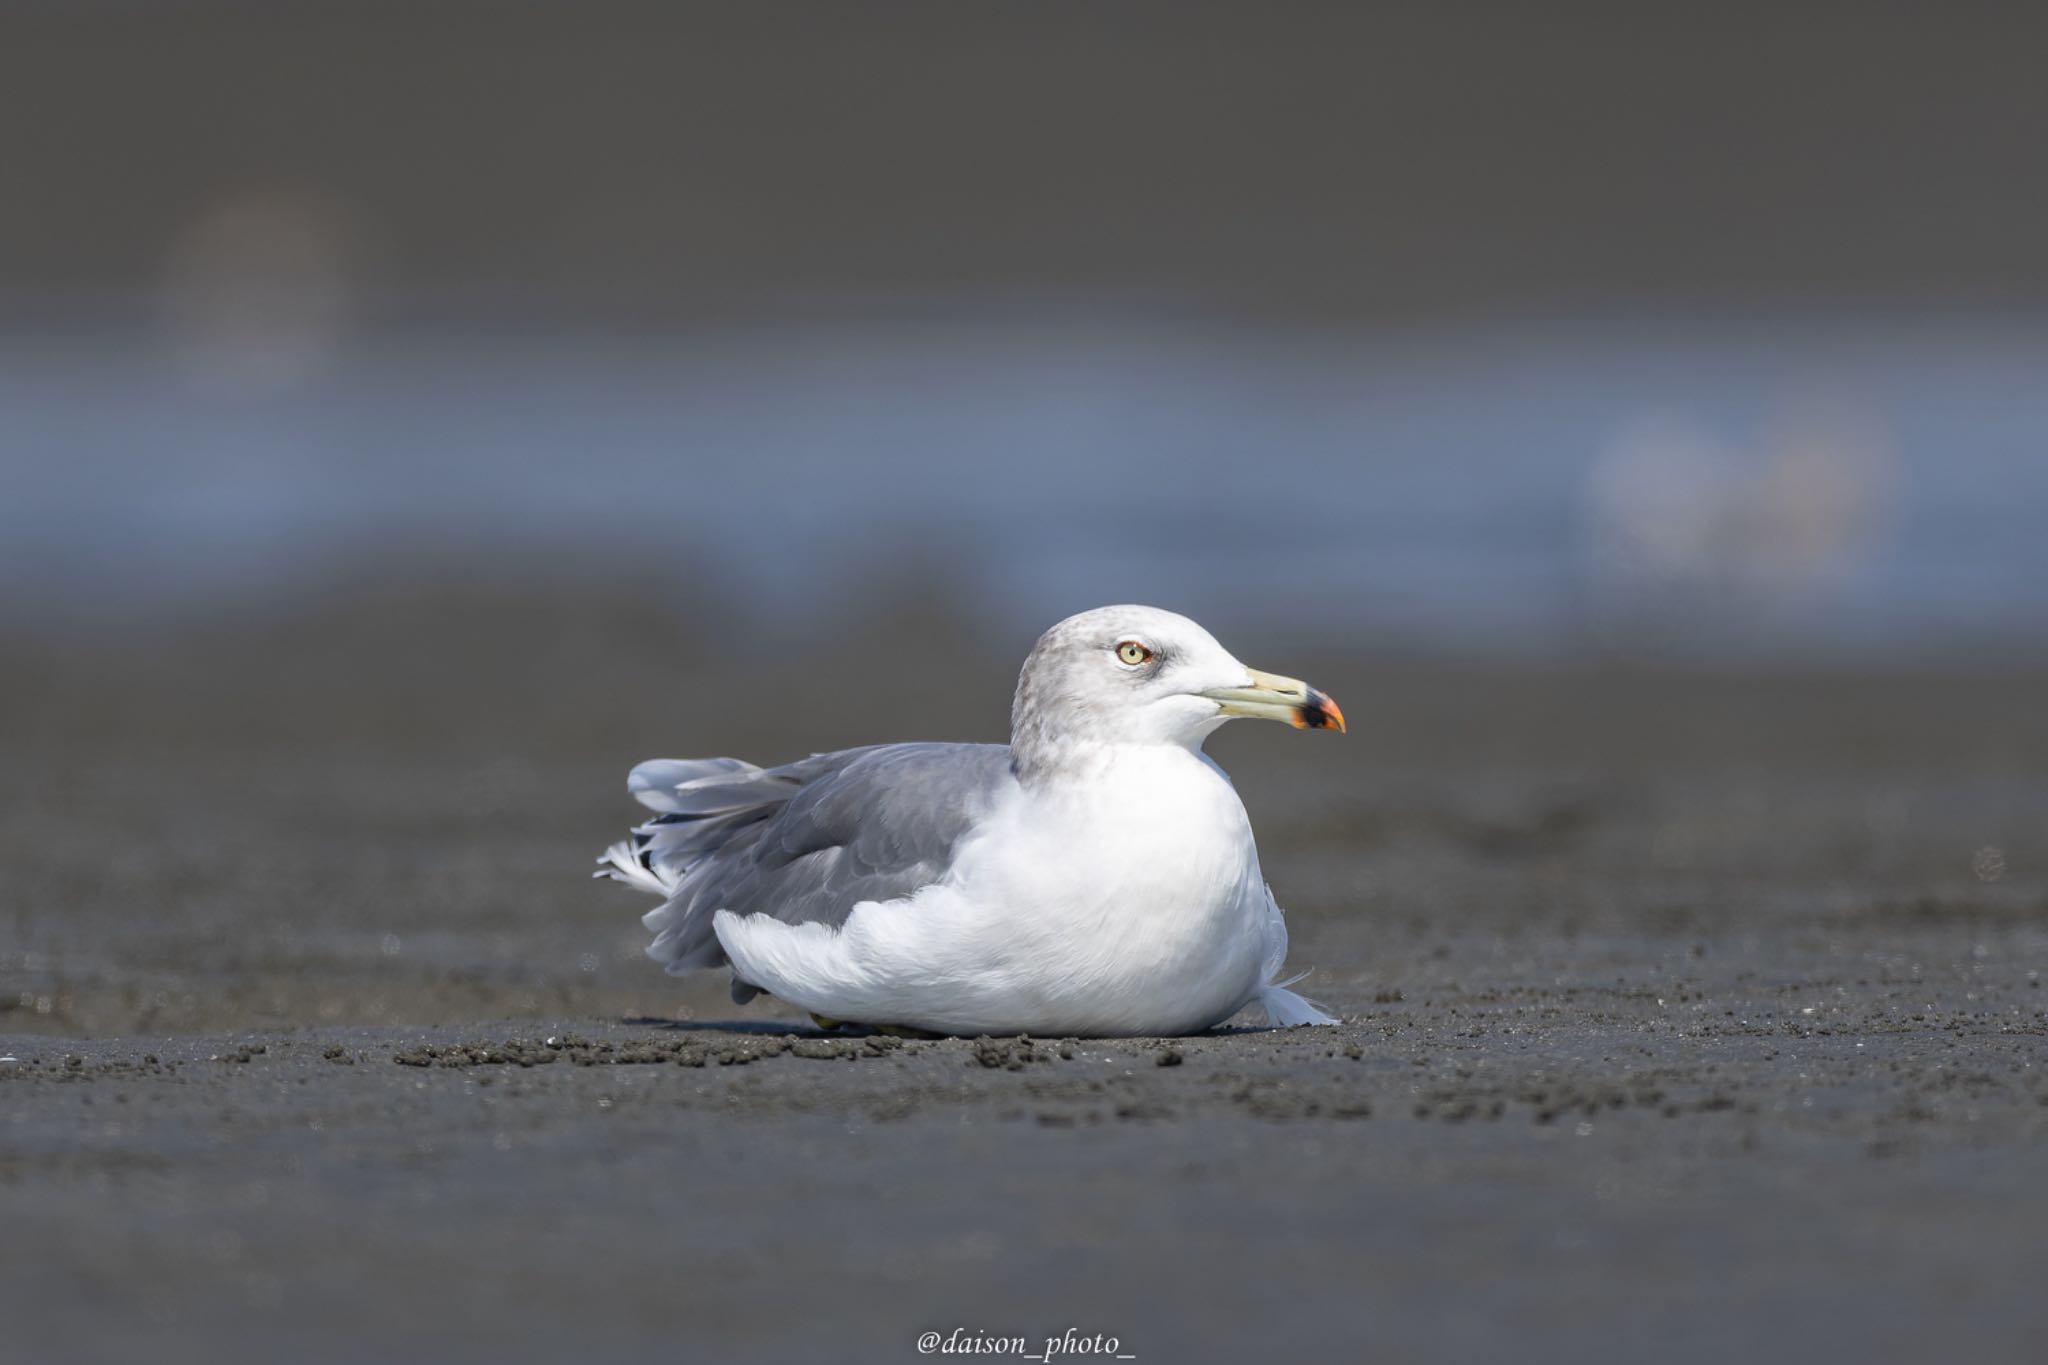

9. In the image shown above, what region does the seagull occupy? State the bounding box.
[596,605,1345,1037]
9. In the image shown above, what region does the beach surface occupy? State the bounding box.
[5,600,2046,1363]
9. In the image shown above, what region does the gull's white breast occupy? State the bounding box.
[713,746,1276,1036]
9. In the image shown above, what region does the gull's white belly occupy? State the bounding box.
[713,749,1277,1036]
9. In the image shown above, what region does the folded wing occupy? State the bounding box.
[597,743,1016,989]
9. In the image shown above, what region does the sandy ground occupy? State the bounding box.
[4,593,2046,1363]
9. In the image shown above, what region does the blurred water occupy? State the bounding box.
[4,319,2045,657]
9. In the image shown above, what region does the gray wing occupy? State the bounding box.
[619,742,1016,976]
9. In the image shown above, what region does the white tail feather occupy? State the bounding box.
[594,840,677,897]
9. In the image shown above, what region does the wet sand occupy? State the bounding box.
[4,593,2046,1363]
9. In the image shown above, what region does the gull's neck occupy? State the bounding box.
[1007,730,1210,790]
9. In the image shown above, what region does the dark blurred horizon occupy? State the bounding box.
[9,3,2048,325]
[5,4,2047,660]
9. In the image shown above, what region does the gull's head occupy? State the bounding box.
[1009,605,1343,772]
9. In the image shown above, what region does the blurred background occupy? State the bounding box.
[7,0,2048,655]
[4,2,2046,1034]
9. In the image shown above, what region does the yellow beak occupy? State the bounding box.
[1200,669,1346,732]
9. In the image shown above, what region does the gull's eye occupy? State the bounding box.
[1115,640,1155,666]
